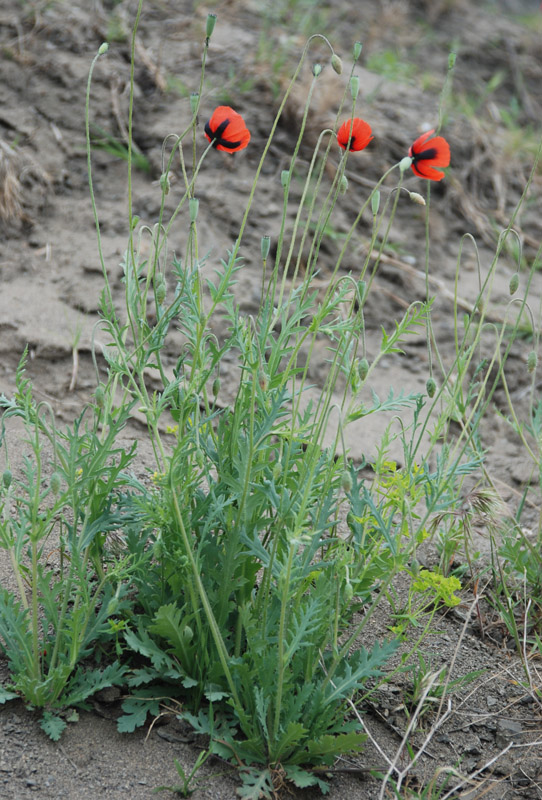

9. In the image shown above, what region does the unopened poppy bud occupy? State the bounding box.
[94,384,105,409]
[359,357,369,381]
[155,275,166,305]
[159,172,170,195]
[344,581,354,604]
[353,42,362,62]
[509,273,519,295]
[408,191,426,206]
[98,42,109,56]
[212,377,221,396]
[371,190,380,216]
[205,13,217,41]
[313,63,322,77]
[189,197,199,223]
[190,92,199,116]
[400,156,413,172]
[258,370,269,392]
[340,470,353,493]
[331,53,343,75]
[2,469,12,489]
[261,235,271,260]
[527,351,538,373]
[339,175,348,195]
[349,75,359,100]
[346,511,356,529]
[281,170,290,188]
[426,377,437,397]
[50,472,62,495]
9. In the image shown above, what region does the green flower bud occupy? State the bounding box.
[159,172,170,195]
[2,469,12,489]
[281,170,290,188]
[98,43,109,56]
[359,357,369,381]
[155,275,166,305]
[205,13,217,41]
[331,53,343,75]
[346,511,356,529]
[258,370,269,392]
[190,92,199,116]
[349,75,359,101]
[371,190,380,216]
[94,384,105,409]
[353,42,362,62]
[408,191,425,206]
[339,175,348,195]
[509,273,519,295]
[50,472,62,495]
[344,581,354,604]
[261,235,271,260]
[399,156,413,172]
[527,351,538,373]
[340,470,353,493]
[212,377,221,397]
[189,197,199,223]
[313,63,322,77]
[426,377,437,397]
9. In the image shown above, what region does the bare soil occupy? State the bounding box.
[1,1,542,798]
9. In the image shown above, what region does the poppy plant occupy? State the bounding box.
[204,106,250,153]
[337,118,373,152]
[408,129,450,181]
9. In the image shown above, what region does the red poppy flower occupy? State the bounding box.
[337,118,373,152]
[204,106,250,153]
[408,129,450,181]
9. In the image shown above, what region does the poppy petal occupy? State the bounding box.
[409,129,450,181]
[337,118,373,152]
[204,105,250,154]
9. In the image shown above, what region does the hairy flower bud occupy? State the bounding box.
[155,274,166,305]
[190,92,199,116]
[344,581,354,604]
[189,197,199,223]
[261,235,271,260]
[98,43,109,56]
[527,350,538,373]
[339,175,348,195]
[371,190,380,216]
[331,53,343,75]
[426,377,437,397]
[352,42,362,62]
[358,358,369,381]
[94,384,105,409]
[159,172,170,195]
[313,63,322,77]
[212,377,221,397]
[2,469,12,489]
[340,470,353,493]
[399,156,413,172]
[50,472,62,495]
[509,273,519,295]
[349,75,359,101]
[408,191,426,206]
